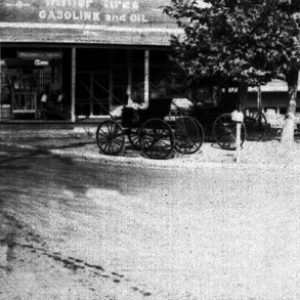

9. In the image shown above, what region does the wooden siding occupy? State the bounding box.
[0,0,178,45]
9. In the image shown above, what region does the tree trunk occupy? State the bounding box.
[281,70,299,146]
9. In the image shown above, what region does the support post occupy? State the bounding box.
[109,50,114,111]
[277,108,280,116]
[235,122,241,163]
[71,47,76,123]
[127,50,133,105]
[257,85,262,109]
[232,111,244,163]
[0,46,2,122]
[143,49,150,109]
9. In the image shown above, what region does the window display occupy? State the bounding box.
[0,50,68,120]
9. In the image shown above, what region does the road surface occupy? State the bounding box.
[1,144,300,299]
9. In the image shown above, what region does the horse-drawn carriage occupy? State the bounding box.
[96,97,204,159]
[96,88,269,159]
[187,87,268,150]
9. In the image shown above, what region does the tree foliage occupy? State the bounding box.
[164,0,300,88]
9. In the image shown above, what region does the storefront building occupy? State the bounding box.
[0,0,180,122]
[1,0,298,124]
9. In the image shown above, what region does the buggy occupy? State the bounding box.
[96,84,269,158]
[96,97,205,159]
[187,87,269,150]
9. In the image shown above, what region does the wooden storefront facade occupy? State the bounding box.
[0,0,179,122]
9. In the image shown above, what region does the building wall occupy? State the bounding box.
[0,0,176,45]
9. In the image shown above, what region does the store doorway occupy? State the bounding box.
[76,72,110,118]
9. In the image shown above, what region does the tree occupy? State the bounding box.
[277,0,300,145]
[0,0,8,19]
[164,0,300,145]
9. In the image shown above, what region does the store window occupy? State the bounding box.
[75,49,145,118]
[76,49,111,118]
[0,49,69,121]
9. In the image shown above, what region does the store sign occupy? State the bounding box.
[0,0,172,26]
[0,0,177,45]
[34,59,49,66]
[17,51,63,60]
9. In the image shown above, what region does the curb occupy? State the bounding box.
[50,146,300,172]
[1,140,300,172]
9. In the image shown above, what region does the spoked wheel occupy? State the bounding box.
[244,109,269,141]
[174,116,204,154]
[128,127,141,150]
[139,118,174,159]
[212,113,246,150]
[96,120,125,155]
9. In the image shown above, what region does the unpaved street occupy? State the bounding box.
[1,144,300,299]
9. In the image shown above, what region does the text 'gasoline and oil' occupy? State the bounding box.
[38,0,150,23]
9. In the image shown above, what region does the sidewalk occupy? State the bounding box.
[1,127,300,169]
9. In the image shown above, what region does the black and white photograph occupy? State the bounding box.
[1,0,300,299]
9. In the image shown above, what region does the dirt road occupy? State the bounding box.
[1,143,300,299]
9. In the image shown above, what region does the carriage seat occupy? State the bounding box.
[122,97,173,127]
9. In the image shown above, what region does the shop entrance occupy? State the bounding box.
[75,72,110,118]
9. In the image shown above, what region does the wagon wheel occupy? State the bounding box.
[212,113,246,150]
[96,120,125,155]
[193,118,205,149]
[128,127,141,150]
[139,118,174,159]
[244,109,269,141]
[174,116,204,154]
